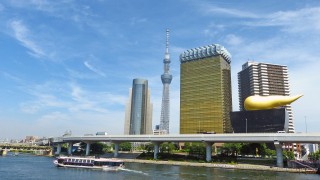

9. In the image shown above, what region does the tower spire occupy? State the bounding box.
[166,29,169,54]
[160,29,172,134]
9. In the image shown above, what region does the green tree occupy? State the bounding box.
[265,148,276,158]
[189,142,206,158]
[144,143,154,153]
[283,150,294,160]
[308,150,320,161]
[222,143,242,156]
[183,142,191,153]
[160,142,176,154]
[91,142,107,154]
[119,142,132,151]
[239,143,270,157]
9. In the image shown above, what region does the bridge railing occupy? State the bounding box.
[51,137,63,143]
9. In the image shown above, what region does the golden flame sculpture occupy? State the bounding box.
[244,94,303,111]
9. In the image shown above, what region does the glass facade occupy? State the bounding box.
[180,55,232,134]
[230,109,287,133]
[129,79,148,135]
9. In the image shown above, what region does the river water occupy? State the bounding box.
[0,154,318,180]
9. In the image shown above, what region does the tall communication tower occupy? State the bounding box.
[160,29,172,134]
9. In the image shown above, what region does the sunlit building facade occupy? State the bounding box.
[238,61,295,133]
[180,44,233,134]
[124,79,153,135]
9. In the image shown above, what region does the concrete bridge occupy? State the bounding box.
[52,133,320,167]
[0,143,52,156]
[0,143,51,150]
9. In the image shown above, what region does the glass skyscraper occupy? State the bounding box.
[179,44,233,134]
[124,79,153,135]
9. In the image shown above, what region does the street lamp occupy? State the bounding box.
[246,118,248,133]
[305,116,307,133]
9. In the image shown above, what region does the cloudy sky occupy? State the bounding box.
[1,0,320,139]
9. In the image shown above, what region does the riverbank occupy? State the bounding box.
[122,158,318,174]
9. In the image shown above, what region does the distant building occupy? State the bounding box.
[238,61,295,133]
[25,136,38,143]
[179,44,233,134]
[124,79,153,135]
[153,125,167,135]
[230,108,288,133]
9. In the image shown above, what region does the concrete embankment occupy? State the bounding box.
[121,159,317,174]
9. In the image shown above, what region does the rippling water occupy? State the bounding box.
[0,153,318,180]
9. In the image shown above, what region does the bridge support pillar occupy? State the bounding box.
[68,143,73,155]
[153,142,160,160]
[114,143,119,158]
[85,142,91,156]
[205,142,213,162]
[56,144,62,155]
[274,141,283,167]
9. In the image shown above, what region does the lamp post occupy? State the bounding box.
[246,118,248,133]
[305,116,307,133]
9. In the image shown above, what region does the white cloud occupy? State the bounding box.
[20,80,129,116]
[8,0,63,13]
[84,61,106,77]
[199,3,259,19]
[20,94,70,114]
[9,20,46,58]
[1,71,22,82]
[170,45,186,55]
[66,68,97,80]
[34,110,125,136]
[246,7,320,33]
[225,34,243,46]
[203,24,225,37]
[130,17,147,25]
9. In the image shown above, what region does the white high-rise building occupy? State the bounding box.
[238,61,295,133]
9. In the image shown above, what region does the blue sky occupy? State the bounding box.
[1,0,320,139]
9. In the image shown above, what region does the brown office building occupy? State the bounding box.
[179,44,232,134]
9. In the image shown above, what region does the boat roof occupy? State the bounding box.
[57,156,124,162]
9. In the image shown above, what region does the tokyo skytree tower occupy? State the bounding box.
[160,29,172,134]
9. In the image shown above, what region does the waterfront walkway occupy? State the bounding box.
[121,159,318,174]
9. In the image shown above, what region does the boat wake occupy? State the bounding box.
[120,168,149,176]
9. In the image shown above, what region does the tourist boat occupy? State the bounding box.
[53,156,124,171]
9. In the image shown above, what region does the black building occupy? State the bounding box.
[230,108,288,133]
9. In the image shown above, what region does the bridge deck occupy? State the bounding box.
[56,133,320,144]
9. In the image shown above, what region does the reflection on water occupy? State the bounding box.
[0,154,318,180]
[120,168,149,176]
